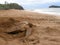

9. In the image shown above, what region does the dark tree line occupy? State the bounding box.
[0,2,24,10]
[49,5,60,8]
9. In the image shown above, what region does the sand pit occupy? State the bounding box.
[0,9,60,45]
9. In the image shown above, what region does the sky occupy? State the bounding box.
[0,0,60,10]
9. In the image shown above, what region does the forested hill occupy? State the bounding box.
[0,3,24,10]
[49,5,60,8]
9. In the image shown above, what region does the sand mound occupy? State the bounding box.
[0,9,60,45]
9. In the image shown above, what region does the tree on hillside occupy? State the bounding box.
[0,1,24,10]
[8,3,24,10]
[49,5,60,8]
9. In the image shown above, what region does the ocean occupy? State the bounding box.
[32,8,60,16]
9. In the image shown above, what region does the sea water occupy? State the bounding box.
[32,8,60,16]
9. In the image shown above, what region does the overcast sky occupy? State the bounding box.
[0,0,60,9]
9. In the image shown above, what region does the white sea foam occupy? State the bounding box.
[31,8,60,16]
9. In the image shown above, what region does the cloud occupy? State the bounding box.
[14,0,60,5]
[0,0,16,4]
[0,0,60,5]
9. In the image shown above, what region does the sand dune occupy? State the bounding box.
[0,9,60,45]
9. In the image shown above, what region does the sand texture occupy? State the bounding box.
[0,9,60,45]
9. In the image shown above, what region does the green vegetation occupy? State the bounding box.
[0,2,24,10]
[49,5,60,8]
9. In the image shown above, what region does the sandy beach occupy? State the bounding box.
[0,9,60,45]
